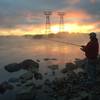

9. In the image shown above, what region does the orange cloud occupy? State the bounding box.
[65,10,91,19]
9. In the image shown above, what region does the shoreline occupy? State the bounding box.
[0,57,100,100]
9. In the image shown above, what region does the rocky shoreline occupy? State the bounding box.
[0,57,100,100]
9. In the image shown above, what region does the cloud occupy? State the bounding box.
[0,0,100,34]
[90,0,96,4]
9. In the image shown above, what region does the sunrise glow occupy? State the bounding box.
[50,24,94,34]
[0,0,100,36]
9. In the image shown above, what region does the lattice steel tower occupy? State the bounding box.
[44,11,52,34]
[58,12,65,32]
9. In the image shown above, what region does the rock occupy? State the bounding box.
[61,63,77,74]
[8,78,19,83]
[24,80,35,87]
[20,80,26,84]
[1,82,14,90]
[44,79,51,86]
[0,81,14,94]
[48,64,59,70]
[16,83,22,87]
[44,72,48,75]
[5,63,21,72]
[74,58,86,69]
[35,85,43,89]
[61,63,76,74]
[65,62,76,71]
[20,72,33,81]
[16,86,36,100]
[51,58,57,60]
[34,72,43,80]
[78,91,89,98]
[69,91,89,100]
[36,59,40,62]
[44,58,50,61]
[20,59,39,72]
[44,58,57,61]
[0,84,7,94]
[61,68,68,73]
[74,68,85,74]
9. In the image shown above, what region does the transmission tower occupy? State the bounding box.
[44,11,52,34]
[58,12,65,32]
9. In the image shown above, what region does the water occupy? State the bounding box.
[0,36,85,67]
[0,34,100,82]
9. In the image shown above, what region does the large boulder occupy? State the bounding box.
[61,63,76,73]
[48,64,59,70]
[65,63,76,70]
[8,77,19,83]
[0,81,14,94]
[74,58,86,69]
[16,86,36,100]
[19,72,33,81]
[20,59,39,72]
[5,63,21,72]
[34,72,43,80]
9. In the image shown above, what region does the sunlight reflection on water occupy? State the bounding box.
[0,35,99,82]
[0,36,85,68]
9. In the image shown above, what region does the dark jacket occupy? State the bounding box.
[82,38,99,60]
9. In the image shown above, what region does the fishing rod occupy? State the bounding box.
[45,38,81,47]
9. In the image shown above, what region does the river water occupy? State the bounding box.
[0,34,100,82]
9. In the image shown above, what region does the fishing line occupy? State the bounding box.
[44,38,81,47]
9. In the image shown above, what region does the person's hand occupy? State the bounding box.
[80,45,85,51]
[81,45,85,48]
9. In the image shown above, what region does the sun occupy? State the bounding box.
[51,25,59,33]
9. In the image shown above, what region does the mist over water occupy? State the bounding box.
[0,35,85,67]
[0,34,100,82]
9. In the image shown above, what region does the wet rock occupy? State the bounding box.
[44,72,48,75]
[61,63,76,73]
[0,82,14,94]
[16,83,22,87]
[20,72,33,81]
[16,86,36,100]
[24,80,35,87]
[20,59,39,72]
[2,82,14,90]
[34,72,43,80]
[48,64,59,75]
[65,62,76,71]
[74,68,85,74]
[61,68,68,73]
[0,84,7,94]
[74,58,86,69]
[44,58,50,61]
[36,59,40,62]
[51,58,57,60]
[20,80,27,84]
[8,77,19,83]
[5,63,21,72]
[48,64,59,70]
[44,79,51,86]
[35,85,43,89]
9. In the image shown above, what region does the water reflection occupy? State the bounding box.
[0,37,85,68]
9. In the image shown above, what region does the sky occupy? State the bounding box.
[0,0,100,35]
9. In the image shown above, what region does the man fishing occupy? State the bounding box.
[80,32,99,86]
